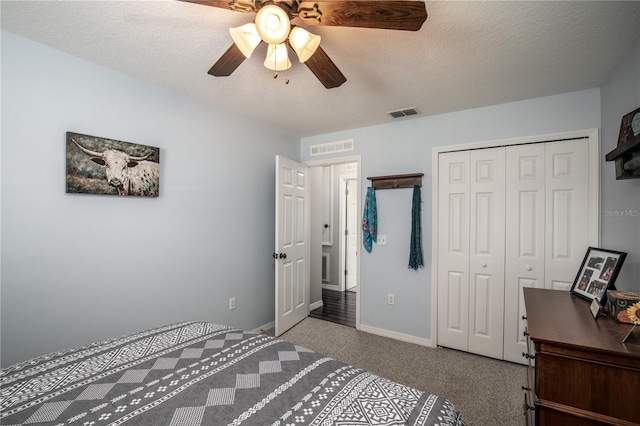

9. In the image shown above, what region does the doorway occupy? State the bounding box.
[307,158,360,328]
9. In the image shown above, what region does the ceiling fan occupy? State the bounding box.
[179,0,428,88]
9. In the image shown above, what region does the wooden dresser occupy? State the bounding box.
[523,288,640,425]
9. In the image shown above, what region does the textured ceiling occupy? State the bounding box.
[2,1,639,139]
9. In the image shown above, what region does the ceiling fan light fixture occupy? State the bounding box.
[255,4,291,45]
[264,43,292,71]
[288,27,321,63]
[229,23,261,58]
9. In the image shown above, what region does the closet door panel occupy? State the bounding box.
[545,139,590,291]
[437,151,470,351]
[468,148,505,359]
[504,144,546,364]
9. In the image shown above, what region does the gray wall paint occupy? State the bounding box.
[301,89,603,340]
[0,31,298,367]
[600,31,640,291]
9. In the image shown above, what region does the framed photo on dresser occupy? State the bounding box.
[571,247,627,305]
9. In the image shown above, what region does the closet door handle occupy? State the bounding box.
[525,265,533,271]
[480,262,487,268]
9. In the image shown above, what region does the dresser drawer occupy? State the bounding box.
[536,351,640,423]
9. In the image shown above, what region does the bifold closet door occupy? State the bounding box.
[438,148,506,358]
[502,139,591,363]
[468,148,506,359]
[438,139,593,362]
[544,139,590,291]
[503,144,546,364]
[437,150,470,352]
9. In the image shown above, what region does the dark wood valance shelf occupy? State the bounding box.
[367,173,423,190]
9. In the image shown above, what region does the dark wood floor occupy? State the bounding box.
[309,289,356,327]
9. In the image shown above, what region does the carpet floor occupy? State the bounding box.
[268,317,527,426]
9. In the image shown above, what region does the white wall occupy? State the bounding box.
[301,89,602,341]
[600,31,640,291]
[0,31,298,367]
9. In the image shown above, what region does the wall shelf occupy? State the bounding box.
[605,107,640,180]
[367,173,423,190]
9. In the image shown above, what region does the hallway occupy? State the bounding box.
[309,289,355,328]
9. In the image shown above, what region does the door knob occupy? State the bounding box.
[272,252,277,259]
[525,265,533,271]
[279,253,287,259]
[481,262,487,268]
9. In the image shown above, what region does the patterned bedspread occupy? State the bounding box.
[1,322,465,426]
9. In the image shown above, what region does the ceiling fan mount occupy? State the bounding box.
[179,0,428,88]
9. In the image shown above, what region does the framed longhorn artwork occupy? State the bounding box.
[66,132,160,197]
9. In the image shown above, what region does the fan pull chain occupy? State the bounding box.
[284,44,289,84]
[273,44,278,79]
[270,45,290,85]
[273,44,279,79]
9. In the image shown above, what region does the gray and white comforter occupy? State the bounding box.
[1,321,465,426]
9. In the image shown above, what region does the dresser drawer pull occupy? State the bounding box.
[522,352,535,360]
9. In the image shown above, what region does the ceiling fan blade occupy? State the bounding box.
[176,0,236,11]
[208,43,247,76]
[296,0,427,31]
[303,45,346,89]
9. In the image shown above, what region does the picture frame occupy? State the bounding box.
[66,132,160,197]
[570,247,627,305]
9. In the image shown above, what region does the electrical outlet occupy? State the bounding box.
[378,235,387,245]
[229,297,236,310]
[388,294,394,305]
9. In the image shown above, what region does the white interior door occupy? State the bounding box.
[468,148,505,359]
[544,139,590,291]
[503,143,546,363]
[275,156,310,337]
[437,150,470,351]
[346,178,358,291]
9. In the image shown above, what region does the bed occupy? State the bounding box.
[1,321,466,425]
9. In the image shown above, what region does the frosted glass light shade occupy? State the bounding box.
[264,43,291,71]
[229,23,261,58]
[255,5,290,44]
[288,27,321,63]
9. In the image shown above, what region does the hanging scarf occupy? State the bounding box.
[362,187,377,253]
[408,184,424,270]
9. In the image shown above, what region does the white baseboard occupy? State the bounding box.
[358,323,434,348]
[252,320,274,334]
[310,300,323,311]
[322,283,340,291]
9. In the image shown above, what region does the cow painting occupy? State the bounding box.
[66,132,160,197]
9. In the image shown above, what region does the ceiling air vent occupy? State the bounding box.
[310,139,354,156]
[388,107,420,118]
